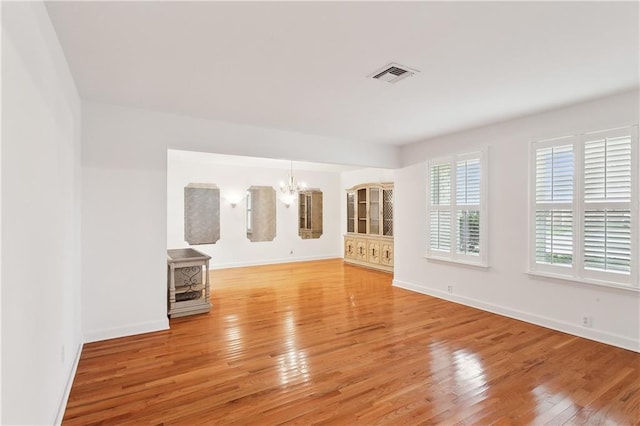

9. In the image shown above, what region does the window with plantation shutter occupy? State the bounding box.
[530,126,638,288]
[583,130,633,276]
[429,163,451,252]
[534,142,574,266]
[427,150,487,266]
[456,158,481,255]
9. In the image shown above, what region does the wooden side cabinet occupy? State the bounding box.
[344,182,394,273]
[167,248,212,318]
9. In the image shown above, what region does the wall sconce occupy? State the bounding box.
[226,193,244,208]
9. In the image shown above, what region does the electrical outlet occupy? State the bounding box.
[582,316,593,328]
[290,250,294,255]
[447,285,454,293]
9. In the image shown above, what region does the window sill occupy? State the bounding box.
[425,255,489,269]
[526,270,639,293]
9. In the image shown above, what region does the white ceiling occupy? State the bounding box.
[46,1,639,147]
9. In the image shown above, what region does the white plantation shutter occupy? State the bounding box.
[457,210,480,255]
[427,151,486,265]
[536,145,574,203]
[456,159,481,205]
[584,209,631,273]
[534,142,574,267]
[535,210,573,265]
[431,164,451,205]
[583,132,633,276]
[429,162,452,253]
[584,136,632,202]
[531,126,638,287]
[430,210,451,251]
[456,158,481,255]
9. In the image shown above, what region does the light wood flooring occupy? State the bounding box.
[64,259,640,425]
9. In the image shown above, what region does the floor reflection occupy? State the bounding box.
[278,312,311,386]
[220,313,245,361]
[453,349,486,391]
[532,384,580,423]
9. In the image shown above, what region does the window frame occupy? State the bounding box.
[426,148,488,267]
[529,126,639,289]
[529,135,577,277]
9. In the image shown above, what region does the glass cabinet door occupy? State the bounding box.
[347,192,355,233]
[369,187,380,235]
[383,189,393,236]
[357,188,367,233]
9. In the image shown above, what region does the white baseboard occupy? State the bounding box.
[84,318,169,343]
[393,279,640,353]
[54,342,83,426]
[210,254,342,270]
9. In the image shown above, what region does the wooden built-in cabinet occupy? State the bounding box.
[344,183,394,272]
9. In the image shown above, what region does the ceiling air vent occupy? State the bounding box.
[369,62,419,84]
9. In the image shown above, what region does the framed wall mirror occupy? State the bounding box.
[298,189,322,239]
[246,186,276,242]
[184,183,220,245]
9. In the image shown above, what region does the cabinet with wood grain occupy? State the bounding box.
[344,183,393,272]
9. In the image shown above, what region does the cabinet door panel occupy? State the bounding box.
[383,189,393,237]
[357,188,367,233]
[344,238,356,259]
[367,240,380,264]
[369,188,380,235]
[356,239,368,261]
[347,192,355,233]
[380,242,394,266]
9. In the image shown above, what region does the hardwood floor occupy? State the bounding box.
[64,259,640,425]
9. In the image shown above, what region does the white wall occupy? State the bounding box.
[395,89,640,351]
[2,2,82,424]
[341,167,396,190]
[167,154,343,268]
[82,101,398,343]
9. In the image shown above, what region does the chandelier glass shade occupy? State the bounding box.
[279,161,306,206]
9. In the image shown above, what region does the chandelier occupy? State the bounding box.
[279,161,306,206]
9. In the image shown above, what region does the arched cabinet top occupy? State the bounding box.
[346,182,394,192]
